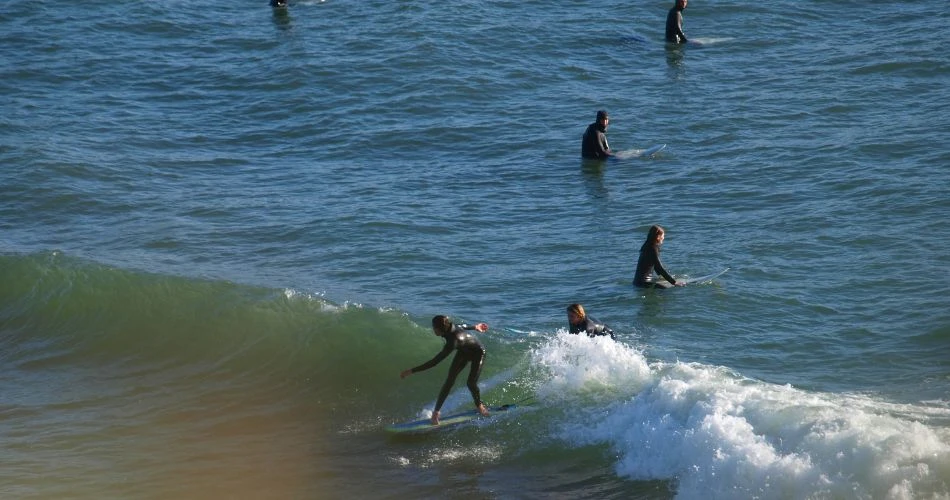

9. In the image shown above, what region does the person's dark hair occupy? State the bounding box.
[431,315,453,335]
[596,110,609,122]
[644,225,665,245]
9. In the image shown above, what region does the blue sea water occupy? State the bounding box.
[2,0,949,498]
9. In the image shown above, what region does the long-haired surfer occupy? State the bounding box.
[566,303,615,339]
[400,315,490,425]
[633,225,684,288]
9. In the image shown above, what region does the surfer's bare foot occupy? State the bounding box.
[430,411,440,426]
[477,403,489,417]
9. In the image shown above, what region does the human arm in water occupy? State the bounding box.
[596,131,612,158]
[568,314,615,339]
[675,11,688,43]
[585,317,615,340]
[654,256,684,286]
[665,8,687,44]
[649,244,684,286]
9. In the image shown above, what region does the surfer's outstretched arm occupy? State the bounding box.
[401,316,490,426]
[400,342,452,379]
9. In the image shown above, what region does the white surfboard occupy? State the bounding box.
[613,144,666,159]
[683,268,729,285]
[639,143,667,157]
[386,404,518,434]
[689,37,734,46]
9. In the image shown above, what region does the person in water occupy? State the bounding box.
[634,225,684,288]
[566,303,615,339]
[400,315,490,425]
[665,0,689,44]
[581,110,614,160]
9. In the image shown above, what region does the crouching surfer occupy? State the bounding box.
[400,315,490,425]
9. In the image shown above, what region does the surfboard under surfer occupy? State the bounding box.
[400,315,490,425]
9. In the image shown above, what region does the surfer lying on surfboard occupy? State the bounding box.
[566,303,615,339]
[400,315,490,425]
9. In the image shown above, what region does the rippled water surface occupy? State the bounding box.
[2,0,949,498]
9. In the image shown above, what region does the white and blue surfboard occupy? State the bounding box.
[386,404,518,434]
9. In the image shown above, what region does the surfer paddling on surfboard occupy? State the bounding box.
[400,316,490,425]
[566,304,615,339]
[633,224,685,289]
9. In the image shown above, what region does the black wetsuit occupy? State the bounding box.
[581,122,612,159]
[569,316,615,340]
[665,7,687,44]
[634,241,677,288]
[410,324,485,412]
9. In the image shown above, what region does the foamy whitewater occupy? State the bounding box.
[531,334,950,499]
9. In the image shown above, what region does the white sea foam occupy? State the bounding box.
[530,334,950,498]
[531,332,652,402]
[421,444,504,468]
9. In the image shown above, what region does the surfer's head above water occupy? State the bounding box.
[566,303,586,324]
[645,224,666,245]
[431,315,452,336]
[566,303,615,339]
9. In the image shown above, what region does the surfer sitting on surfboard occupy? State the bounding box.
[581,110,614,160]
[665,0,689,44]
[633,224,685,288]
[566,303,615,339]
[400,315,490,425]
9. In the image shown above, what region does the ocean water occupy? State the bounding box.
[1,0,949,498]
